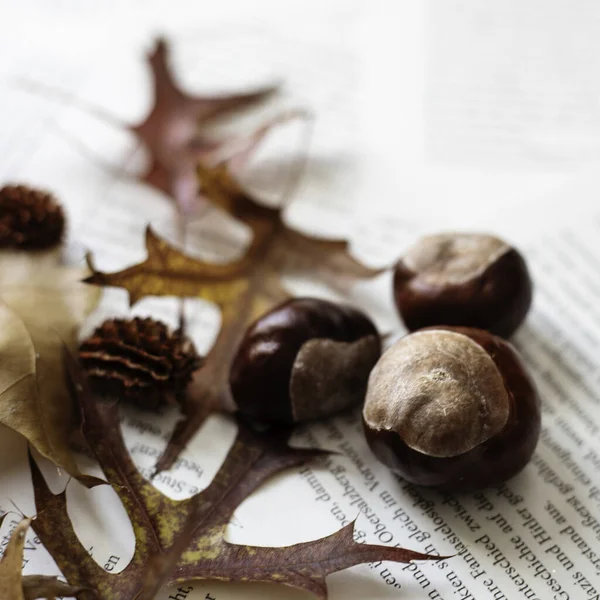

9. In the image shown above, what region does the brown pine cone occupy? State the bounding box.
[79,317,203,410]
[0,184,65,249]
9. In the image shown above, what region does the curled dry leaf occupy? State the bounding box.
[0,515,28,600]
[0,515,86,600]
[29,358,439,600]
[0,251,102,485]
[84,162,385,472]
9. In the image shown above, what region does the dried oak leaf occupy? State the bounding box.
[30,359,437,600]
[83,162,384,471]
[132,37,284,215]
[0,515,87,600]
[0,251,102,485]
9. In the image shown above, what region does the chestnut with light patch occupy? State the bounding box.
[363,326,541,489]
[231,297,381,424]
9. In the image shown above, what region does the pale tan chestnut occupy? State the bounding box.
[362,326,540,489]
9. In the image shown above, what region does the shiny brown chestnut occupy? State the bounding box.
[362,326,540,490]
[230,297,381,424]
[393,233,532,338]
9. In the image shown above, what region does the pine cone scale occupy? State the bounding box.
[79,317,202,410]
[80,358,171,384]
[0,185,65,249]
[79,341,173,377]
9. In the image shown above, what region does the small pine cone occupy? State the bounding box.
[79,317,203,410]
[0,184,65,249]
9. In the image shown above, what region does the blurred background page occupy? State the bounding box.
[361,0,600,239]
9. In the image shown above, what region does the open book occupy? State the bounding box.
[2,3,600,599]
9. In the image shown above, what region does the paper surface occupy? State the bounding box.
[426,0,600,168]
[1,3,600,600]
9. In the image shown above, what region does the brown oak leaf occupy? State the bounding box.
[29,355,437,600]
[132,38,286,215]
[83,162,385,472]
[0,515,87,600]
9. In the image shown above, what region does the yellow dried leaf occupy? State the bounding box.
[0,251,102,485]
[0,516,27,600]
[85,226,251,306]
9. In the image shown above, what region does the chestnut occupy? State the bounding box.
[362,326,540,489]
[393,233,532,338]
[230,297,381,424]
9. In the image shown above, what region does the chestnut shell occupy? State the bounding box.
[394,244,532,338]
[363,326,541,490]
[231,297,379,423]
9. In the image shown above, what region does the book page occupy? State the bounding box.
[2,5,600,600]
[425,0,600,169]
[360,0,600,235]
[4,211,600,600]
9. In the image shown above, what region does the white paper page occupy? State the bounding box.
[360,0,600,235]
[6,213,600,600]
[425,0,600,168]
